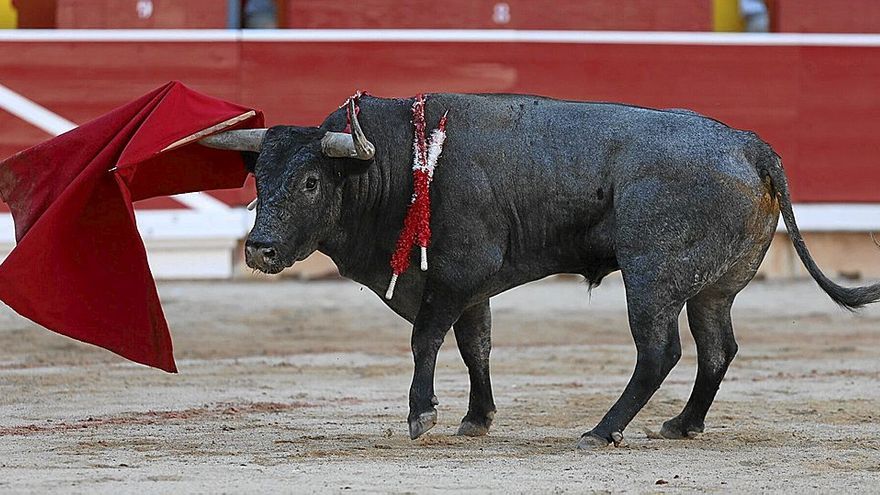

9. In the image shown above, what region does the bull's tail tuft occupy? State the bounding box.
[759,153,880,311]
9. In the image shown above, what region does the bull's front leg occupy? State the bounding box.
[407,285,465,440]
[454,300,496,436]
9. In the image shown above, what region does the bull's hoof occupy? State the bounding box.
[456,421,489,437]
[659,418,704,439]
[456,411,494,437]
[408,409,438,440]
[576,432,611,450]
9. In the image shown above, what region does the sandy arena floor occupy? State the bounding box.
[0,276,879,493]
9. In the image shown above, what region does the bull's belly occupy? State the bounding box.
[482,256,620,298]
[341,252,619,324]
[330,223,619,322]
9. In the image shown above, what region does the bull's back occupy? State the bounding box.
[431,93,757,185]
[431,92,765,227]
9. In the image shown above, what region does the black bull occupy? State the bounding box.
[200,93,880,449]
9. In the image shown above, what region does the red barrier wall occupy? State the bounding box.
[776,0,880,33]
[17,0,880,32]
[11,0,56,28]
[55,0,228,28]
[284,0,711,31]
[2,35,879,207]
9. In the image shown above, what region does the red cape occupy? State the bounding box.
[0,81,264,372]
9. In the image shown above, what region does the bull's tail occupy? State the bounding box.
[760,153,880,311]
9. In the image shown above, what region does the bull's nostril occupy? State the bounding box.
[246,239,278,264]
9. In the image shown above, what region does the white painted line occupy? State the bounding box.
[0,83,77,136]
[173,192,237,213]
[2,203,879,246]
[242,29,880,46]
[0,29,239,42]
[0,213,13,242]
[780,204,880,233]
[1,29,880,47]
[134,209,249,239]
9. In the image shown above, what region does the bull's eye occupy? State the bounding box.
[304,177,318,191]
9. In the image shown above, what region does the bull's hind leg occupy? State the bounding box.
[453,301,496,436]
[658,251,768,439]
[577,266,688,449]
[660,290,737,439]
[576,174,730,449]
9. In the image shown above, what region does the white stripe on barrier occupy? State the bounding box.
[777,204,880,233]
[174,192,238,213]
[0,29,880,47]
[0,83,77,136]
[0,203,876,246]
[0,29,238,42]
[242,29,880,46]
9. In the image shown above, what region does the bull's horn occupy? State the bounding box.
[320,98,375,160]
[321,131,358,158]
[198,129,267,152]
[348,98,375,160]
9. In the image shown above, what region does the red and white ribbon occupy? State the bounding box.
[386,94,448,300]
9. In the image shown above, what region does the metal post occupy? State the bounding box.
[227,0,241,29]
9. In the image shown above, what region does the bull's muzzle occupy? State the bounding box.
[244,239,279,271]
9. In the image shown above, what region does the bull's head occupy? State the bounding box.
[198,99,375,274]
